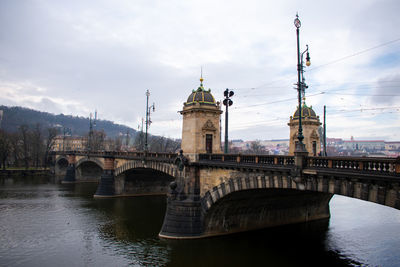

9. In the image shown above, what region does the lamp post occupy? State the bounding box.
[145,90,155,152]
[62,127,70,152]
[223,88,234,153]
[63,127,66,152]
[294,14,311,153]
[88,111,97,153]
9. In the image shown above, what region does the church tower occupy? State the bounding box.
[288,103,321,156]
[180,76,222,161]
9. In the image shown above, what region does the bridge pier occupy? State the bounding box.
[159,165,204,238]
[62,154,76,184]
[94,156,115,198]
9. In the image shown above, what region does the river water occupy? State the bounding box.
[0,177,399,267]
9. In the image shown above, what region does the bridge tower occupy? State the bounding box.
[180,76,222,161]
[288,104,321,156]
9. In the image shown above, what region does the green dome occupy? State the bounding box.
[185,78,216,105]
[293,104,318,119]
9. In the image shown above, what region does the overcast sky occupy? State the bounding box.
[0,0,399,141]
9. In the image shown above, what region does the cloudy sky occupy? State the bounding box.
[0,0,399,141]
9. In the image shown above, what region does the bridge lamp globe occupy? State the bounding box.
[223,99,233,106]
[306,51,311,66]
[294,16,301,28]
[224,89,229,97]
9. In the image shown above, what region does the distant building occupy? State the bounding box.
[342,139,385,151]
[385,142,400,151]
[326,138,344,145]
[52,135,86,151]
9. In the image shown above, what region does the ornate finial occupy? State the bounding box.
[200,67,204,85]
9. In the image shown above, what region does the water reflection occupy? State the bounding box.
[0,177,399,267]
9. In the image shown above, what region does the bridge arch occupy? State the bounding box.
[76,157,104,170]
[198,173,399,237]
[75,158,104,182]
[115,160,177,177]
[114,160,177,196]
[55,156,69,177]
[200,175,333,236]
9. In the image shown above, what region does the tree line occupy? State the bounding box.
[0,124,181,170]
[0,124,57,170]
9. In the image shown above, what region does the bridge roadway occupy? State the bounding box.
[53,151,400,239]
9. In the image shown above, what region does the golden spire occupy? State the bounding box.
[200,66,204,86]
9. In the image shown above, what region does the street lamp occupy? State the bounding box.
[88,111,97,153]
[145,90,155,152]
[223,88,234,153]
[62,127,70,152]
[294,14,311,153]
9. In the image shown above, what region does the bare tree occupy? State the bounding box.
[44,127,58,169]
[92,130,106,151]
[19,124,30,169]
[134,131,145,151]
[31,123,42,168]
[114,136,122,151]
[247,140,267,154]
[8,132,21,167]
[0,130,10,170]
[125,130,130,147]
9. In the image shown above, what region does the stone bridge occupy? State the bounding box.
[53,151,400,239]
[54,151,178,196]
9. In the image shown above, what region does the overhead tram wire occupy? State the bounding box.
[308,37,400,72]
[232,92,325,110]
[323,92,400,97]
[228,37,400,94]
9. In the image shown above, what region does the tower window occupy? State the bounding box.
[312,141,317,156]
[206,134,213,153]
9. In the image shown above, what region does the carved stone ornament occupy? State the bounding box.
[202,119,217,132]
[310,129,319,139]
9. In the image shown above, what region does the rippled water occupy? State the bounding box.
[0,177,399,267]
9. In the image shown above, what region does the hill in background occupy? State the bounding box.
[0,105,136,138]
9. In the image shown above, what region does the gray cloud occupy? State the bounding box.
[371,74,400,105]
[0,0,399,140]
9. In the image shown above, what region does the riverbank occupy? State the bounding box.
[0,169,52,178]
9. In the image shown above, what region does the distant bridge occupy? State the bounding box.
[53,150,400,239]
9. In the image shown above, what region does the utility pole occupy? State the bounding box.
[88,111,97,153]
[145,90,155,152]
[294,13,311,154]
[324,105,327,156]
[63,127,67,152]
[223,88,234,153]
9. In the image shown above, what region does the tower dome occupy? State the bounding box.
[185,77,216,105]
[293,104,318,119]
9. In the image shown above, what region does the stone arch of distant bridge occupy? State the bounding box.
[75,157,104,170]
[113,160,178,196]
[115,160,178,178]
[55,156,69,176]
[55,156,68,166]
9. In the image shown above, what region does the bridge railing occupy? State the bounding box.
[308,156,400,175]
[198,154,295,166]
[56,151,178,162]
